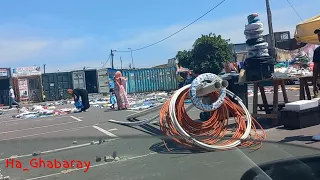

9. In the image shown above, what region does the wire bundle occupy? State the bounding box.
[159,73,266,151]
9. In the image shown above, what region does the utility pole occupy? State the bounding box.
[111,50,114,69]
[120,57,123,69]
[266,0,276,58]
[128,48,134,69]
[43,64,46,74]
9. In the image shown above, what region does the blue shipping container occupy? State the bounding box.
[107,68,117,89]
[120,67,178,94]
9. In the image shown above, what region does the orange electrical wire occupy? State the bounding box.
[159,88,266,151]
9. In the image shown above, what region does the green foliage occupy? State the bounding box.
[176,33,233,74]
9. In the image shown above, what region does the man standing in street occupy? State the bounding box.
[313,28,320,97]
[9,86,20,109]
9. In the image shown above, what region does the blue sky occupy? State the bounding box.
[0,0,319,72]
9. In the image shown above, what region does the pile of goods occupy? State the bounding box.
[244,13,276,81]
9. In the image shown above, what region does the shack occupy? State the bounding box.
[12,66,43,103]
[0,68,12,105]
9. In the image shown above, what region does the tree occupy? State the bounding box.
[176,33,233,75]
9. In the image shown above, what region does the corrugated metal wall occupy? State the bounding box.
[97,69,109,93]
[0,68,11,105]
[42,72,73,101]
[120,67,177,94]
[0,79,10,105]
[72,71,86,89]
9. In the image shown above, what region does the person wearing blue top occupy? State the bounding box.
[109,88,117,109]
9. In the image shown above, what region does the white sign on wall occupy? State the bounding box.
[13,66,41,77]
[0,69,8,77]
[18,79,29,100]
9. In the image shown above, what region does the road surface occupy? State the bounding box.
[0,90,319,180]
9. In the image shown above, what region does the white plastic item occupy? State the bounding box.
[284,100,318,111]
[245,22,264,31]
[246,42,269,51]
[245,34,263,40]
[312,98,320,105]
[247,49,269,58]
[244,28,264,36]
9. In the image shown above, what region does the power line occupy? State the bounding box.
[286,0,303,21]
[115,0,227,52]
[102,54,111,68]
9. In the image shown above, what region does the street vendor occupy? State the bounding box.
[313,28,320,97]
[67,88,90,112]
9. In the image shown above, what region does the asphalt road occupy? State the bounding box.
[0,90,319,180]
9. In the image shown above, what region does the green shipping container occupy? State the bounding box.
[120,67,178,94]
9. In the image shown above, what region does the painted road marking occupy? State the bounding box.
[126,109,140,113]
[0,120,80,135]
[0,125,94,142]
[24,152,157,180]
[70,116,83,122]
[0,116,67,124]
[92,125,118,137]
[0,138,119,162]
[108,128,118,132]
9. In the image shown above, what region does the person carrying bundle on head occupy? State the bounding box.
[68,88,90,112]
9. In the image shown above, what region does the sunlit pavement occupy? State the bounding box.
[0,89,319,180]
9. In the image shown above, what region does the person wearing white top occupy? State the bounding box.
[9,86,20,109]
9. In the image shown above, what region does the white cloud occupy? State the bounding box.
[60,37,94,50]
[0,39,49,62]
[0,37,95,65]
[45,60,102,73]
[46,58,132,73]
[0,1,319,69]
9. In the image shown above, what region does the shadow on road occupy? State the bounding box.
[279,135,317,144]
[149,141,207,154]
[123,117,209,154]
[122,118,163,137]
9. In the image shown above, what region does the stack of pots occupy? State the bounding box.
[244,13,275,81]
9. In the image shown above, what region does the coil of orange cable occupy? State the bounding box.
[159,73,266,151]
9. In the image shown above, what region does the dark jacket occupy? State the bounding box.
[73,89,90,110]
